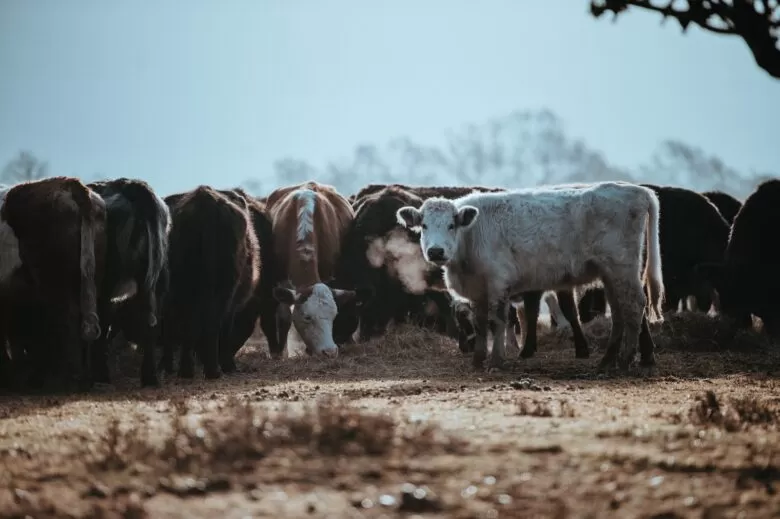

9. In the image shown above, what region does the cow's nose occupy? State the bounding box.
[427,247,445,261]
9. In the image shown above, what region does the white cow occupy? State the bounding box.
[396,181,664,373]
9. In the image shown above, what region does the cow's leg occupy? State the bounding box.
[597,278,625,373]
[488,298,510,370]
[259,300,281,358]
[556,290,590,359]
[505,304,521,356]
[276,303,292,356]
[90,297,113,385]
[690,282,714,313]
[201,300,222,380]
[514,301,525,334]
[637,314,656,374]
[472,299,490,369]
[217,311,239,374]
[614,272,645,372]
[519,291,542,359]
[177,317,195,379]
[661,283,682,314]
[545,292,571,330]
[452,300,476,354]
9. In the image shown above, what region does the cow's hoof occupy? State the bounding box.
[519,346,537,359]
[636,362,657,378]
[141,373,160,388]
[575,348,590,359]
[178,367,195,379]
[596,357,618,375]
[204,368,222,380]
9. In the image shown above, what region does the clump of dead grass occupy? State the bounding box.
[678,390,780,432]
[241,324,465,381]
[516,398,576,418]
[91,394,468,477]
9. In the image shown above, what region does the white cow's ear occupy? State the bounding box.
[457,206,479,228]
[273,286,298,305]
[397,206,422,228]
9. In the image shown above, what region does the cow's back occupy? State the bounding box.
[726,179,780,265]
[268,181,354,282]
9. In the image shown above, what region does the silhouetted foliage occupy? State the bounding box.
[240,108,772,198]
[590,0,780,79]
[1,150,49,184]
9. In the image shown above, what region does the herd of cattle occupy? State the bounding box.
[0,174,776,392]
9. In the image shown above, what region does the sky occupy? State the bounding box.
[0,0,777,197]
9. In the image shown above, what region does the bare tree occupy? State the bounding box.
[638,139,773,197]
[2,150,49,184]
[590,0,780,79]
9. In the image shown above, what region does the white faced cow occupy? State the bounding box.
[396,181,664,374]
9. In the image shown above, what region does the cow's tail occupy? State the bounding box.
[119,180,171,326]
[70,181,102,341]
[643,189,664,322]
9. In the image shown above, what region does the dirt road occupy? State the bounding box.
[1,313,779,518]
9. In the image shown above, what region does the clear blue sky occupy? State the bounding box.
[0,0,777,196]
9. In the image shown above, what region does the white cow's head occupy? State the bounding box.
[395,198,479,266]
[273,282,361,356]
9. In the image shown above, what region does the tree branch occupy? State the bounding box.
[590,0,780,79]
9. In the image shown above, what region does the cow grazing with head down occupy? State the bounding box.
[397,181,664,373]
[696,179,780,337]
[266,181,367,357]
[161,186,260,379]
[85,178,171,387]
[0,177,106,390]
[702,190,742,226]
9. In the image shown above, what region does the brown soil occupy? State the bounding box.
[1,312,780,518]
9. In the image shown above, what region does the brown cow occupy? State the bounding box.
[0,177,106,390]
[266,181,364,356]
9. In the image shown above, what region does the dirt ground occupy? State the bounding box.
[1,312,780,519]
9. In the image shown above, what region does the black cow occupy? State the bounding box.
[86,178,171,387]
[159,186,260,380]
[696,179,780,336]
[702,190,742,225]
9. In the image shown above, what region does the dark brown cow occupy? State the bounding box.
[160,186,259,379]
[0,177,106,390]
[702,190,742,226]
[697,179,780,336]
[267,181,366,356]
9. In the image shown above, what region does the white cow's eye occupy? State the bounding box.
[448,224,455,230]
[422,224,427,230]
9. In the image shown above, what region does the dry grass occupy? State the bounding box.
[92,394,468,477]
[1,310,780,518]
[676,390,780,432]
